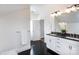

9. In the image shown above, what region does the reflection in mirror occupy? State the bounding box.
[58,22,67,33]
[54,10,79,34]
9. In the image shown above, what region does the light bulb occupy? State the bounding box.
[70,7,77,11]
[57,12,63,16]
[50,13,54,16]
[77,7,79,9]
[65,8,71,13]
[50,13,56,17]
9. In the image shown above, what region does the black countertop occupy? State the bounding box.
[47,34,79,42]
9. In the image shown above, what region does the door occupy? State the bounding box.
[32,20,41,41]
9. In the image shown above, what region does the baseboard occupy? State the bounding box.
[47,48,59,55]
[18,49,31,55]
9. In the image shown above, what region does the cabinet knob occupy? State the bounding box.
[57,46,60,48]
[56,42,63,45]
[49,39,51,42]
[57,42,60,44]
[57,38,60,40]
[69,46,72,50]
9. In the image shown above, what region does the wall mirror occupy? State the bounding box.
[54,10,79,34]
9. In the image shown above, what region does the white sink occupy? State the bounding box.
[50,34,55,35]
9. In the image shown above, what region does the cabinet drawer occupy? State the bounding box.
[70,44,79,51]
[69,40,79,46]
[56,41,64,45]
[55,48,67,55]
[55,45,70,55]
[70,51,79,55]
[55,50,61,54]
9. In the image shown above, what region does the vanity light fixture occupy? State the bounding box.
[51,11,63,16]
[50,13,57,16]
[57,11,63,16]
[51,4,79,17]
[50,11,58,16]
[66,5,77,12]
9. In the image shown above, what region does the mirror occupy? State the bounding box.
[54,10,79,34]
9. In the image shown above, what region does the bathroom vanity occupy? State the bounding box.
[45,33,79,55]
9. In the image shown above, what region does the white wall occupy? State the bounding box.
[0,6,31,54]
[40,20,44,38]
[44,14,55,35]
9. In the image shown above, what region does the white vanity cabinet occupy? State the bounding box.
[56,38,79,55]
[44,35,52,50]
[50,36,56,51]
[59,38,79,55]
[44,35,70,54]
[68,40,79,55]
[45,35,79,55]
[44,35,56,51]
[55,37,70,55]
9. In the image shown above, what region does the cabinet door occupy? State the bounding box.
[60,38,70,55]
[70,45,79,55]
[50,36,56,51]
[55,38,70,55]
[61,44,70,55]
[69,41,79,55]
[44,35,51,49]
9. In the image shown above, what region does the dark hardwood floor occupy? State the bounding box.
[31,40,47,55]
[18,39,58,55]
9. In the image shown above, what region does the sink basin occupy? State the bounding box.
[50,34,57,36]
